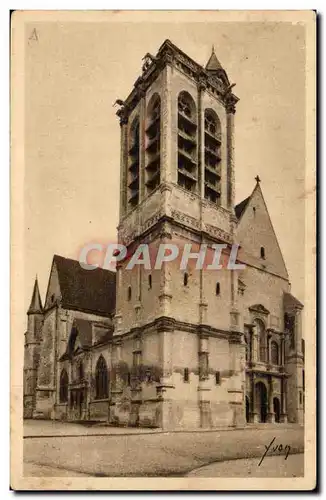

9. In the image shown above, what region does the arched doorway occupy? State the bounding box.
[273,397,281,423]
[245,396,250,423]
[255,382,268,423]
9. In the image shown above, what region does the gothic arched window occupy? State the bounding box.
[59,369,68,403]
[128,117,140,209]
[95,356,109,400]
[145,93,161,193]
[255,319,267,362]
[177,91,198,192]
[204,108,221,204]
[271,341,279,365]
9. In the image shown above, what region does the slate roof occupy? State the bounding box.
[61,318,113,359]
[284,292,304,311]
[69,318,93,350]
[205,48,223,72]
[53,255,116,316]
[234,196,250,220]
[28,277,43,314]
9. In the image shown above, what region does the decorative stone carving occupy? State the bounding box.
[204,223,232,244]
[171,209,200,230]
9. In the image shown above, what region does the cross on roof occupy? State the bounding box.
[255,175,261,183]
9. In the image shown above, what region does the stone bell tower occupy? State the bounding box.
[112,40,245,429]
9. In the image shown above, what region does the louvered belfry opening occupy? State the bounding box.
[128,116,140,208]
[177,91,198,192]
[145,93,161,194]
[204,108,221,204]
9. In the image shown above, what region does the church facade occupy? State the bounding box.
[24,40,305,429]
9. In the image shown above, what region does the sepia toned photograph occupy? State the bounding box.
[11,10,316,490]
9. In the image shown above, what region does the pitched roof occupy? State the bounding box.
[69,318,93,350]
[235,196,250,220]
[205,47,223,72]
[53,255,116,316]
[61,318,113,359]
[284,292,304,311]
[27,277,43,314]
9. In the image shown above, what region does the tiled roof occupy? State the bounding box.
[54,255,116,316]
[234,196,250,220]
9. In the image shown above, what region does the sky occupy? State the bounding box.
[24,17,306,314]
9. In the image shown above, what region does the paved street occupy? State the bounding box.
[24,420,304,477]
[187,454,304,477]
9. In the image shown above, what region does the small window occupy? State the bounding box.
[127,372,131,386]
[183,272,188,286]
[260,247,265,259]
[78,362,84,381]
[215,282,220,296]
[51,294,55,303]
[299,391,302,405]
[128,286,132,301]
[215,371,221,385]
[183,368,189,382]
[148,274,152,289]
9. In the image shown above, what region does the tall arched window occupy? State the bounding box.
[177,91,198,192]
[59,369,68,403]
[145,93,161,193]
[255,319,267,362]
[128,117,140,208]
[204,109,221,204]
[95,355,109,400]
[271,341,279,365]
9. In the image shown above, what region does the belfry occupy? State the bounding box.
[24,40,304,428]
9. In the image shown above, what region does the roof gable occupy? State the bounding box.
[45,255,116,316]
[236,183,289,280]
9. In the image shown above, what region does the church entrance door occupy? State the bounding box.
[255,382,268,423]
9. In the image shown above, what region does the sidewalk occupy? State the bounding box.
[24,419,161,438]
[24,419,302,438]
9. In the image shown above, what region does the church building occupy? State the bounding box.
[24,40,305,428]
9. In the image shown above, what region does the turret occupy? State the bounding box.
[24,277,44,418]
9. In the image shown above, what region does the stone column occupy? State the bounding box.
[249,327,254,364]
[197,75,205,200]
[198,334,212,428]
[280,377,288,423]
[267,332,272,365]
[138,89,146,203]
[280,337,285,366]
[110,339,124,423]
[226,101,236,211]
[267,376,275,423]
[158,220,173,317]
[250,373,259,423]
[251,324,258,362]
[119,117,128,220]
[295,309,303,354]
[157,322,175,430]
[113,264,123,336]
[161,64,173,184]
